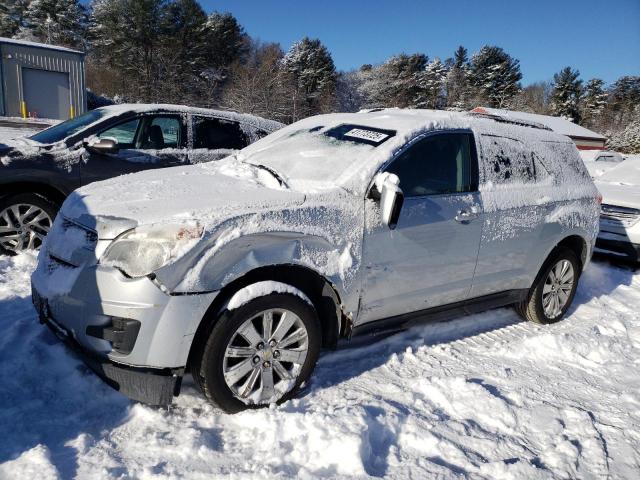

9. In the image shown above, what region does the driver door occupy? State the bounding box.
[81,114,188,186]
[358,131,483,324]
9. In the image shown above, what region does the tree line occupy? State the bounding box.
[1,0,638,152]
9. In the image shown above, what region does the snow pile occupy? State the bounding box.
[2,253,640,478]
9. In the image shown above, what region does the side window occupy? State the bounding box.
[481,135,538,184]
[385,133,476,197]
[140,116,182,149]
[98,119,140,148]
[193,117,249,150]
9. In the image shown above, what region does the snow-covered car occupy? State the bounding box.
[593,157,640,262]
[31,109,600,412]
[0,104,282,254]
[579,149,625,178]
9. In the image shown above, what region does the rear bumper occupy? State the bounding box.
[34,293,182,405]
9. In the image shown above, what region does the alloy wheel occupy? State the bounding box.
[542,259,575,319]
[222,308,309,405]
[0,204,52,252]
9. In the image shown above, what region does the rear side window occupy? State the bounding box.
[193,117,249,150]
[481,135,546,184]
[385,132,477,197]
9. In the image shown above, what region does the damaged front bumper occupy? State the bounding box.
[33,285,183,406]
[30,261,218,406]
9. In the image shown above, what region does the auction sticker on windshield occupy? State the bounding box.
[325,124,396,146]
[344,128,390,144]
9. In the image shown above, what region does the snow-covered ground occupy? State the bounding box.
[1,253,639,479]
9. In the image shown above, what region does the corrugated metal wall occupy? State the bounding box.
[0,41,86,120]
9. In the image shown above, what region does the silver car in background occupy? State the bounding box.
[31,109,600,412]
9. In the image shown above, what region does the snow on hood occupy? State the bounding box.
[595,158,640,209]
[61,157,306,238]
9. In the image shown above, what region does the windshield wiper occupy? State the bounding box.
[251,164,289,189]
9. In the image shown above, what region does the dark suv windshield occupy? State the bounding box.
[29,109,106,144]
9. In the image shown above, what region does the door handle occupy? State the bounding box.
[455,210,479,223]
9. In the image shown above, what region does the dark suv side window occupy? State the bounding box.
[193,117,249,150]
[385,132,477,197]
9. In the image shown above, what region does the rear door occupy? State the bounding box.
[470,134,551,297]
[81,113,188,185]
[358,131,483,323]
[189,116,250,163]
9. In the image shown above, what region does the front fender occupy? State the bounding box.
[154,201,365,312]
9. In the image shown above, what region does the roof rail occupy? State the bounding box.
[468,111,552,131]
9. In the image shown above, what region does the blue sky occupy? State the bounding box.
[200,0,639,86]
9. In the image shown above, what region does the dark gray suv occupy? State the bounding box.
[0,104,282,253]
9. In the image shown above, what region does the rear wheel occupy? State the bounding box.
[192,291,321,413]
[517,247,581,324]
[0,193,58,254]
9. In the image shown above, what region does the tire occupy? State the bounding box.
[0,192,59,255]
[516,247,581,324]
[192,292,321,413]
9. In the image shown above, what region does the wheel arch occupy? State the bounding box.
[187,263,347,370]
[0,181,67,207]
[556,234,589,272]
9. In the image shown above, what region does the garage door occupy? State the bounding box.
[22,68,70,120]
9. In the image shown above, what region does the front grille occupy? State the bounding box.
[600,204,640,228]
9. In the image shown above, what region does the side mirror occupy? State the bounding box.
[375,172,404,230]
[86,137,118,154]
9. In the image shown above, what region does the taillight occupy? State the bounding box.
[596,193,603,205]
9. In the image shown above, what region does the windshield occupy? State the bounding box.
[29,109,106,144]
[239,122,396,191]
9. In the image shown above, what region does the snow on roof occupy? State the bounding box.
[472,107,606,141]
[0,36,83,55]
[98,103,283,131]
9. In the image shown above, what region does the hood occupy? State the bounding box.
[594,158,640,210]
[60,158,307,238]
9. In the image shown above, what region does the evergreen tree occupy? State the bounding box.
[581,78,607,128]
[19,0,87,48]
[0,0,31,38]
[446,45,471,109]
[199,12,249,104]
[453,45,467,68]
[468,45,522,108]
[90,0,168,101]
[415,58,448,109]
[281,37,337,120]
[360,53,428,108]
[550,67,583,123]
[607,105,640,154]
[157,0,209,104]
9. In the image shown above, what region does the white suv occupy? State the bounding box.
[32,109,600,412]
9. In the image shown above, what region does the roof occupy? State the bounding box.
[97,103,283,132]
[471,107,606,141]
[0,36,83,55]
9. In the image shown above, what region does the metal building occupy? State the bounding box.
[0,37,86,121]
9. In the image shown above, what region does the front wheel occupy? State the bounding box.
[192,291,321,413]
[0,193,58,254]
[516,247,581,324]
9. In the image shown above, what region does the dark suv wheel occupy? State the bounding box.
[517,247,581,324]
[192,291,321,413]
[0,193,58,254]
